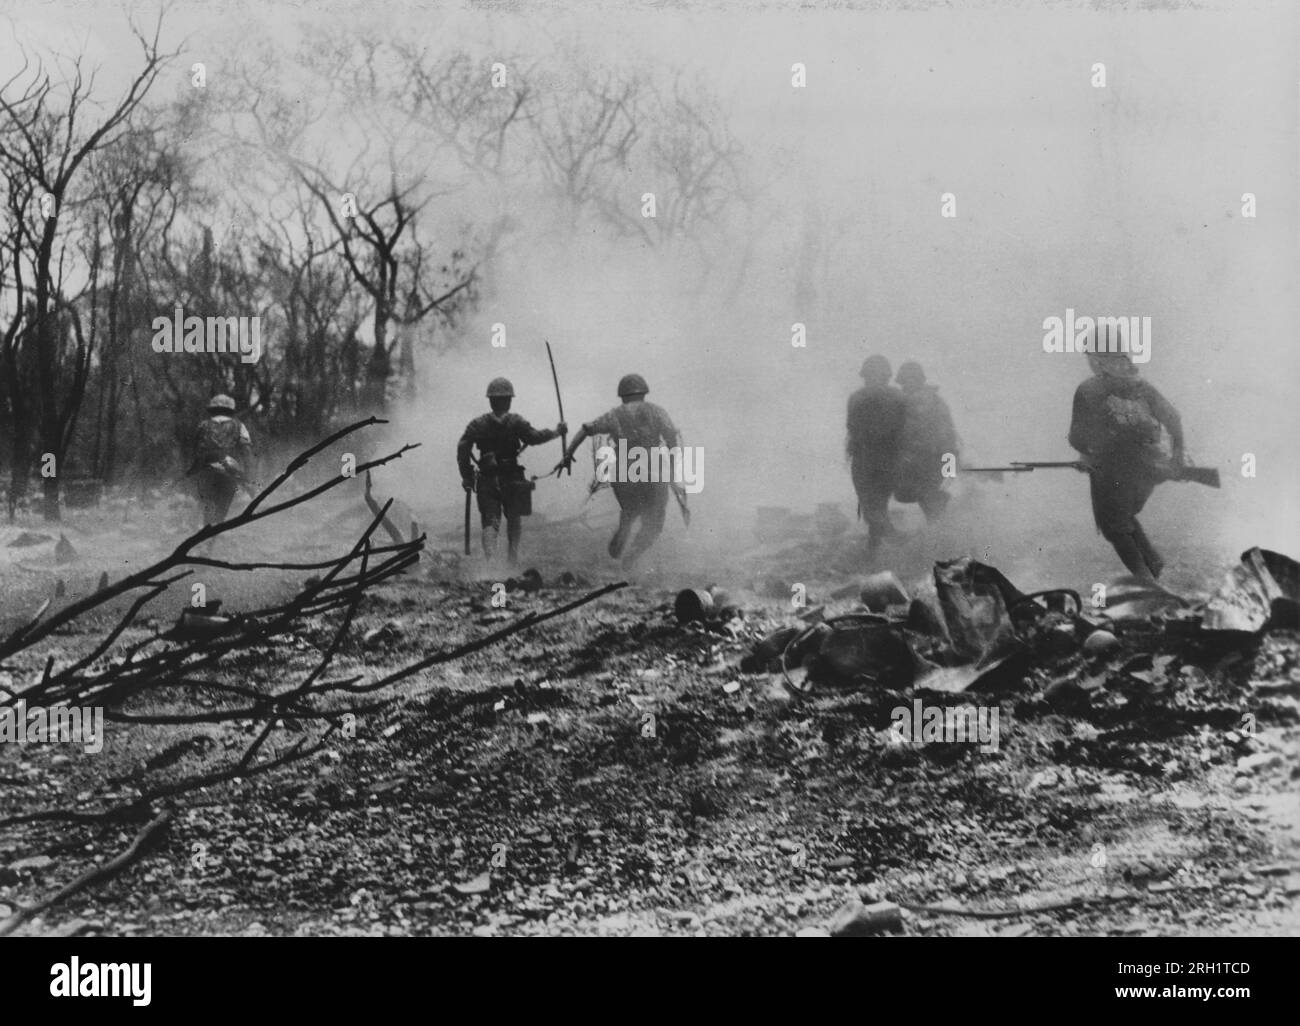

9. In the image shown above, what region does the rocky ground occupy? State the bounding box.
[0,487,1297,937]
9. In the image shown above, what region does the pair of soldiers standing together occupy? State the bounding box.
[845,343,1187,584]
[456,373,680,569]
[846,356,959,554]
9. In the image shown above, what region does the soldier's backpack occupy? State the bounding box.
[195,418,245,478]
[899,388,957,458]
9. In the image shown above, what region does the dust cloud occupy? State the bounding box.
[377,2,1297,592]
[13,1,1292,590]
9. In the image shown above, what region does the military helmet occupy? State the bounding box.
[207,394,236,412]
[486,377,515,398]
[617,373,649,397]
[859,355,891,381]
[896,361,926,389]
[1088,350,1136,378]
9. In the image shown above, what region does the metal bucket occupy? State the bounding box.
[674,585,733,624]
[674,588,716,624]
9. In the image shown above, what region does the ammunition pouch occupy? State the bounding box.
[505,466,534,516]
[478,461,533,516]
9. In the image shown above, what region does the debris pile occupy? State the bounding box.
[729,548,1300,701]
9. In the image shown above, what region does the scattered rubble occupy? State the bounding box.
[1203,548,1300,633]
[3,519,1296,937]
[859,571,909,613]
[829,898,903,936]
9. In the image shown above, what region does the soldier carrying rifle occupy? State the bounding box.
[1067,328,1188,584]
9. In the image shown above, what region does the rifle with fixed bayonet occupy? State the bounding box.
[962,459,1220,488]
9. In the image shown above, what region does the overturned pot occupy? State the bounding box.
[675,585,736,624]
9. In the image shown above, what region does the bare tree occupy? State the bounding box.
[0,13,177,520]
[233,35,479,413]
[0,161,36,518]
[80,117,189,484]
[526,59,744,256]
[250,181,366,437]
[528,61,643,233]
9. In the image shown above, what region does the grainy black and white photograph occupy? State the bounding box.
[0,0,1296,987]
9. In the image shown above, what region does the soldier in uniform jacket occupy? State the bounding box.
[892,361,959,521]
[1068,344,1186,583]
[192,394,253,526]
[555,374,681,570]
[846,355,907,554]
[458,377,566,565]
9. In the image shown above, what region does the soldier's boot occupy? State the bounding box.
[622,504,666,569]
[1132,522,1164,578]
[609,509,637,559]
[865,512,894,556]
[506,517,522,567]
[482,525,500,561]
[1110,532,1157,584]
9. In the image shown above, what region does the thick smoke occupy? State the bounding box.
[383,3,1298,595]
[12,1,1291,593]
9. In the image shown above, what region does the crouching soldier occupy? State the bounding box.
[191,394,253,526]
[458,377,566,566]
[555,373,681,570]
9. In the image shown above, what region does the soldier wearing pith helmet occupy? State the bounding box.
[457,377,566,565]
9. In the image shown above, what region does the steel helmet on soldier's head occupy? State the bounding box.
[1085,322,1137,378]
[896,361,926,389]
[859,355,891,382]
[617,373,649,397]
[1089,352,1137,378]
[486,377,515,398]
[207,394,236,412]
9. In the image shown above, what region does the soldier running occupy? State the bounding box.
[891,361,959,521]
[555,373,681,570]
[846,355,907,554]
[1068,338,1186,584]
[191,394,253,526]
[457,377,567,566]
